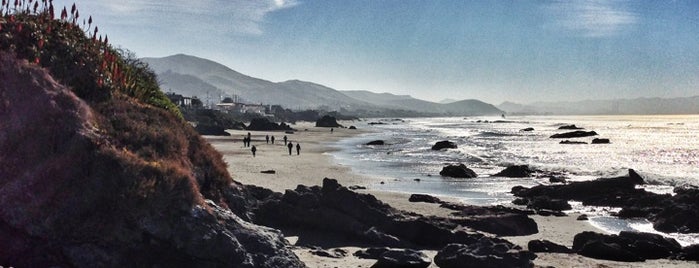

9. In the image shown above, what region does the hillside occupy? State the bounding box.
[498,96,699,115]
[0,3,301,267]
[144,54,504,116]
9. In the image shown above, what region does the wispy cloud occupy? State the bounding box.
[57,0,299,35]
[545,0,638,38]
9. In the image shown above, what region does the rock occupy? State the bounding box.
[550,131,598,139]
[366,140,386,146]
[409,194,442,204]
[355,247,390,259]
[285,131,294,134]
[310,248,347,258]
[348,185,367,190]
[679,244,699,261]
[558,124,584,130]
[315,115,342,127]
[260,170,276,174]
[527,196,572,211]
[572,231,682,261]
[434,240,535,268]
[577,214,588,221]
[371,249,431,268]
[246,117,294,131]
[363,227,407,248]
[439,164,477,178]
[431,140,457,150]
[559,140,587,144]
[368,122,387,125]
[536,210,566,217]
[349,126,357,129]
[520,127,534,132]
[493,165,533,178]
[591,138,610,144]
[548,176,567,183]
[195,123,231,136]
[527,240,573,253]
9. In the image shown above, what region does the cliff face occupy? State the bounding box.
[0,53,303,266]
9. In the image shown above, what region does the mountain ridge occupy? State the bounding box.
[498,96,699,115]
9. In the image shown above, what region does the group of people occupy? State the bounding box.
[247,133,300,157]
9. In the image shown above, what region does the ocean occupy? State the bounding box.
[329,115,699,245]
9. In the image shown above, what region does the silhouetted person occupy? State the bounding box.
[331,128,334,133]
[271,136,275,144]
[251,145,257,157]
[287,142,293,155]
[296,143,300,155]
[242,136,247,147]
[283,135,288,145]
[247,132,251,140]
[266,135,270,144]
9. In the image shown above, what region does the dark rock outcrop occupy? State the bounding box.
[512,169,699,233]
[550,131,598,139]
[371,249,431,268]
[0,53,303,267]
[431,140,457,150]
[439,164,477,178]
[558,124,583,130]
[349,126,357,129]
[355,247,390,259]
[493,165,534,178]
[315,115,342,127]
[434,240,535,268]
[527,240,573,253]
[572,231,682,261]
[560,140,587,144]
[366,140,386,146]
[246,117,294,131]
[409,194,442,204]
[520,127,534,132]
[310,248,347,259]
[195,123,231,136]
[591,138,610,144]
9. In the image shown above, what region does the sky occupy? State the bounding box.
[52,0,699,104]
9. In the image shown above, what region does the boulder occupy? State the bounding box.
[591,138,610,144]
[246,118,294,131]
[370,249,431,268]
[548,176,567,184]
[527,196,572,211]
[349,126,357,129]
[195,123,230,136]
[493,165,533,178]
[558,124,584,130]
[409,194,442,204]
[434,240,535,268]
[309,248,347,259]
[366,140,386,146]
[679,244,699,261]
[315,115,342,127]
[520,127,534,132]
[355,247,390,259]
[439,164,477,178]
[260,170,276,174]
[572,231,682,261]
[527,240,573,253]
[550,131,598,139]
[576,214,589,221]
[431,140,457,150]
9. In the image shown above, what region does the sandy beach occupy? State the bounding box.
[207,121,695,268]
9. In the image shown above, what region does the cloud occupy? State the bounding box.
[545,0,638,37]
[57,0,299,35]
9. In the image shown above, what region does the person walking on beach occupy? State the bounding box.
[331,128,334,133]
[296,143,301,155]
[287,142,293,155]
[266,135,270,144]
[271,135,275,144]
[242,136,247,147]
[283,135,288,145]
[251,145,257,157]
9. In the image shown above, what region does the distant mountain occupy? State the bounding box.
[143,54,503,116]
[343,90,503,115]
[498,96,699,115]
[439,98,458,104]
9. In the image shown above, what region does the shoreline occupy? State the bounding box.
[207,121,696,268]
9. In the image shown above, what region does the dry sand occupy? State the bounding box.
[207,121,695,268]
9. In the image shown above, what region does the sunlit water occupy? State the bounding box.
[329,115,699,245]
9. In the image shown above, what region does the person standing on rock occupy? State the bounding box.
[266,135,270,144]
[283,135,288,145]
[271,135,275,144]
[287,142,293,155]
[251,145,257,157]
[296,143,301,155]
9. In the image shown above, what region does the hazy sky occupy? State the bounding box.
[53,0,698,104]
